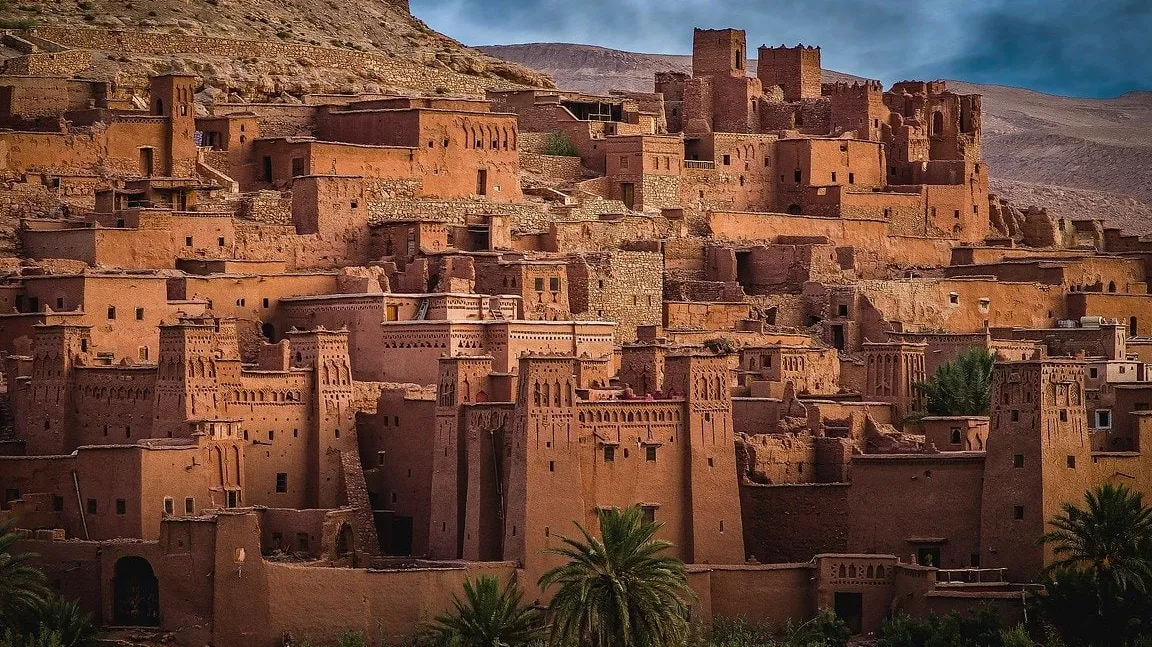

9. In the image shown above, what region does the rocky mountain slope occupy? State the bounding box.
[483,43,1152,234]
[0,0,553,99]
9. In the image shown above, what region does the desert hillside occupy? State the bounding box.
[0,0,553,100]
[483,43,1152,234]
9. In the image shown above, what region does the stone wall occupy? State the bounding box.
[1,48,92,77]
[567,250,664,342]
[520,153,583,182]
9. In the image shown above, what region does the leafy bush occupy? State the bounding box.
[543,132,579,157]
[708,609,849,647]
[703,337,738,356]
[335,631,367,647]
[878,607,1005,647]
[0,17,38,29]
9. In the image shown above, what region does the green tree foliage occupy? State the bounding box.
[423,575,544,647]
[0,519,49,631]
[1039,483,1152,595]
[1033,484,1152,645]
[543,132,580,157]
[0,628,63,647]
[913,348,994,416]
[707,609,851,647]
[877,607,1008,647]
[30,599,96,647]
[539,505,696,647]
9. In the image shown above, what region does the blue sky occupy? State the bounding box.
[409,0,1152,98]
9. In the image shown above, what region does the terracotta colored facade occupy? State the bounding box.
[0,20,1150,646]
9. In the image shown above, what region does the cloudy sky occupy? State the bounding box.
[408,0,1151,98]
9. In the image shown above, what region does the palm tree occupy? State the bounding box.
[424,574,544,647]
[0,518,49,630]
[914,348,994,416]
[539,505,697,647]
[1039,483,1152,595]
[35,597,97,647]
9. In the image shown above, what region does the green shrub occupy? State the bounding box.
[1000,625,1036,647]
[0,17,39,28]
[543,132,579,157]
[335,631,366,647]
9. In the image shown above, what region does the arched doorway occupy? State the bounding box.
[335,523,354,557]
[113,556,159,626]
[786,204,803,215]
[261,322,276,342]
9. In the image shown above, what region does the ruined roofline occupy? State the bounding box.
[852,452,986,462]
[279,291,523,302]
[326,106,518,118]
[757,43,821,51]
[380,319,616,327]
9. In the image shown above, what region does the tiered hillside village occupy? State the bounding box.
[1,17,1151,646]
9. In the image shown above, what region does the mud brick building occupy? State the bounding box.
[3,19,1152,647]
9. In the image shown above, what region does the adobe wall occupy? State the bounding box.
[706,565,815,626]
[709,211,955,271]
[846,455,984,569]
[740,482,850,562]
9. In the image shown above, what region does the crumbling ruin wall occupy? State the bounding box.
[567,250,663,342]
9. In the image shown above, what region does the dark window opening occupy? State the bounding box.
[275,473,287,493]
[1014,505,1025,520]
[116,499,126,515]
[1013,454,1024,468]
[645,446,657,462]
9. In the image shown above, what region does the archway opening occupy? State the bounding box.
[335,523,354,556]
[261,322,276,342]
[113,556,160,626]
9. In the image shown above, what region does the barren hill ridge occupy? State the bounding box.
[0,0,554,100]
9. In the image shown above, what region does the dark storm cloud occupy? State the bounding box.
[409,0,1152,97]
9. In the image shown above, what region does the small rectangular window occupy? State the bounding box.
[52,495,64,512]
[87,498,97,514]
[1013,454,1024,468]
[163,497,173,514]
[1095,409,1112,429]
[1013,505,1025,520]
[1060,409,1068,422]
[135,307,144,320]
[185,236,193,247]
[534,278,544,291]
[1011,410,1020,422]
[262,298,270,309]
[722,155,730,166]
[1089,367,1099,379]
[185,497,195,514]
[619,156,629,169]
[1067,456,1076,469]
[275,473,287,493]
[831,172,837,182]
[218,237,226,247]
[116,499,126,515]
[848,172,855,184]
[548,461,555,472]
[764,156,770,167]
[646,446,657,462]
[549,277,560,292]
[604,446,615,462]
[641,507,655,523]
[107,306,116,320]
[296,532,309,551]
[794,169,802,183]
